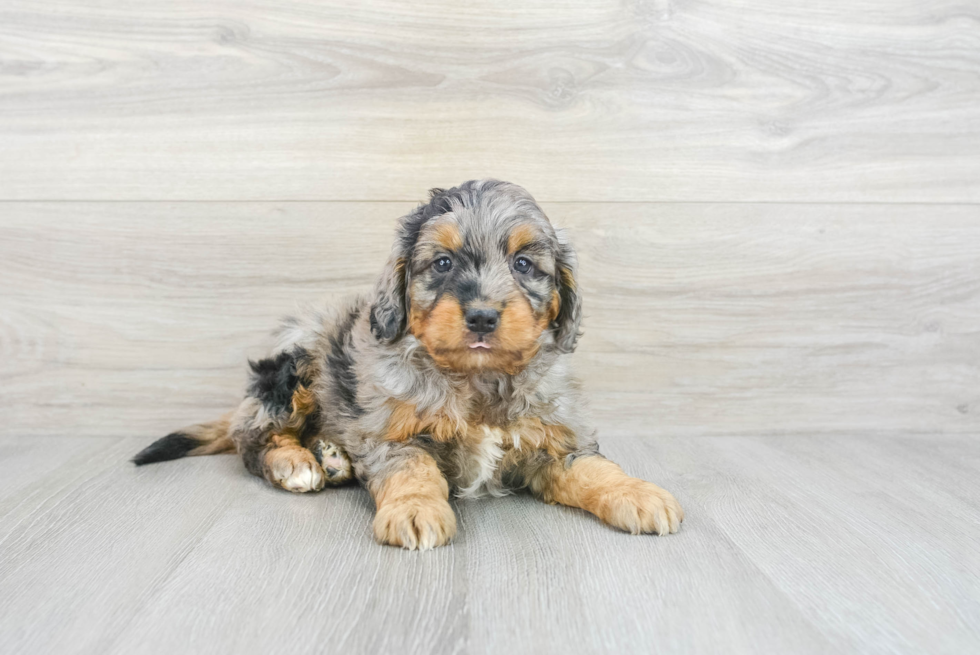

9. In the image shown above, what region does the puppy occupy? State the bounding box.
[134,180,683,549]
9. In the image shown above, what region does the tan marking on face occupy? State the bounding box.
[547,289,561,323]
[383,400,461,443]
[409,287,549,374]
[409,295,471,370]
[507,223,537,254]
[432,221,463,251]
[490,291,550,374]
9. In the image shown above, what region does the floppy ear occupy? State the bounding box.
[369,202,434,343]
[369,245,409,343]
[552,229,583,353]
[369,188,458,342]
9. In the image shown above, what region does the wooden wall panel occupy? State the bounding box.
[1,0,978,201]
[1,201,976,438]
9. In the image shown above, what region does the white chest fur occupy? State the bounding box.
[455,425,519,499]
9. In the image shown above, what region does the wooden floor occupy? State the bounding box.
[0,434,977,654]
[2,0,979,652]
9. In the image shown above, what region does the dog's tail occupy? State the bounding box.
[132,412,236,466]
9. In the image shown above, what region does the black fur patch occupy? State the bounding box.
[238,429,267,477]
[501,449,552,490]
[397,187,453,261]
[408,436,460,480]
[523,286,546,304]
[455,277,479,304]
[327,306,364,417]
[132,432,200,466]
[299,403,323,446]
[247,349,304,415]
[500,467,526,490]
[369,303,403,343]
[459,242,485,272]
[424,270,449,293]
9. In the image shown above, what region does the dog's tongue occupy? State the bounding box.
[469,342,491,349]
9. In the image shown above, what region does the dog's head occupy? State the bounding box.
[370,180,581,374]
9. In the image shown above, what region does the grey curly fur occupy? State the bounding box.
[135,179,685,547]
[231,179,597,496]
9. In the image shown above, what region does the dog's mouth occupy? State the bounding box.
[467,335,492,350]
[425,331,537,375]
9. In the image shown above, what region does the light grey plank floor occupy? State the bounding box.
[0,434,977,655]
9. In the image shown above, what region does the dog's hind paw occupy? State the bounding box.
[265,446,325,493]
[312,439,354,486]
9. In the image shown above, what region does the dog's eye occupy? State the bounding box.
[433,256,453,273]
[513,256,533,274]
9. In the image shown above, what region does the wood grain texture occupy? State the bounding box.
[1,201,977,439]
[3,1,977,652]
[0,435,978,654]
[1,0,979,201]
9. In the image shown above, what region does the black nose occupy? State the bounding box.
[465,308,499,334]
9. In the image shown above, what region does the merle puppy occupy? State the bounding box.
[134,180,684,549]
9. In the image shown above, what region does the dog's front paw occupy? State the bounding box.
[373,496,457,550]
[265,446,325,493]
[311,439,353,486]
[596,480,684,536]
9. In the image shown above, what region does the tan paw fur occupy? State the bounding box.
[595,479,684,536]
[265,446,325,493]
[373,496,457,550]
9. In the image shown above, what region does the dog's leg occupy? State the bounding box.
[528,454,683,536]
[365,447,456,550]
[232,395,326,493]
[238,427,352,492]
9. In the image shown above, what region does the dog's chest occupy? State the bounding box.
[453,424,519,499]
